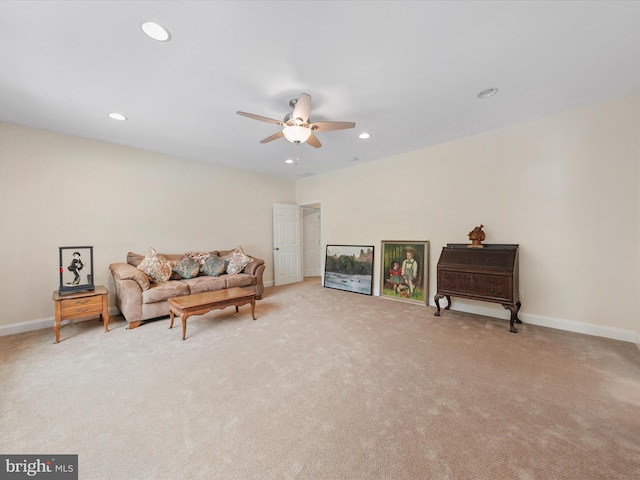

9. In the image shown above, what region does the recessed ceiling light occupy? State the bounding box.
[141,21,171,42]
[359,133,370,139]
[108,113,127,121]
[285,159,294,164]
[350,157,359,162]
[477,88,498,99]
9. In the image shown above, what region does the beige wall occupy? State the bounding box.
[2,94,640,343]
[0,122,296,330]
[297,95,640,343]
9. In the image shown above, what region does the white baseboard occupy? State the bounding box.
[520,312,639,344]
[1,284,279,338]
[1,284,281,338]
[2,296,638,347]
[422,298,639,345]
[0,317,55,337]
[378,290,640,346]
[0,307,120,338]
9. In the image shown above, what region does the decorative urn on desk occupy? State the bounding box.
[467,225,486,248]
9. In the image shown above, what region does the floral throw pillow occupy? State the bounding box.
[200,254,227,277]
[137,247,173,283]
[185,251,210,265]
[225,246,252,275]
[173,255,200,279]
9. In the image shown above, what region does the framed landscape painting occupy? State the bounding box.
[324,245,374,296]
[380,240,429,305]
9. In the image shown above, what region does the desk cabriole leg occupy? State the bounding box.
[515,301,523,324]
[503,304,519,333]
[434,294,443,316]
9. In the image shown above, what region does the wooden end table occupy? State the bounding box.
[52,285,110,343]
[168,287,257,340]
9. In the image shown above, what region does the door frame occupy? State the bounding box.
[301,204,322,278]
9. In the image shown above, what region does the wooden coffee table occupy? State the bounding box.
[168,287,257,340]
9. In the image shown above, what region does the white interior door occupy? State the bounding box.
[303,207,321,277]
[273,203,302,286]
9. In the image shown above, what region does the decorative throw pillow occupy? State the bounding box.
[200,254,227,277]
[172,255,200,279]
[185,251,210,265]
[224,246,252,275]
[137,247,173,283]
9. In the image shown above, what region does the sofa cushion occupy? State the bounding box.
[200,254,227,276]
[183,276,227,294]
[110,263,151,291]
[141,280,190,304]
[137,247,173,283]
[225,246,252,275]
[225,273,255,289]
[127,252,145,267]
[173,255,200,279]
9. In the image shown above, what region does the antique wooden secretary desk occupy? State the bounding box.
[434,244,522,333]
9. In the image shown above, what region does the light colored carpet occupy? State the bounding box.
[1,277,639,479]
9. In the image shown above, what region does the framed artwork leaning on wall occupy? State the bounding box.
[324,245,374,295]
[380,240,429,305]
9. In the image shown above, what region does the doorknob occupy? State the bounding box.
[274,247,280,250]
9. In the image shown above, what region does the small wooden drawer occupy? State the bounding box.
[60,302,104,320]
[60,295,103,310]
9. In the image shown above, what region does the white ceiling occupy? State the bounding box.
[2,1,640,180]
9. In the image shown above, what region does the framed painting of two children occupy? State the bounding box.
[380,241,429,305]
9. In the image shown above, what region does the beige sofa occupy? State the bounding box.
[109,249,265,329]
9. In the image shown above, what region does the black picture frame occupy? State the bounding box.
[323,245,374,296]
[58,246,94,294]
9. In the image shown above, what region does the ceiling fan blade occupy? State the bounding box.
[306,133,322,148]
[260,131,284,144]
[292,93,311,122]
[237,111,282,125]
[310,121,356,132]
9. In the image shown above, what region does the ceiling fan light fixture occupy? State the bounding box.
[283,125,311,143]
[237,92,354,149]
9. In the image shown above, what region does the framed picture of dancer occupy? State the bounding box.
[58,246,95,294]
[380,241,429,305]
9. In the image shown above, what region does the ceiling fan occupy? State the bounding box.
[236,93,355,148]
